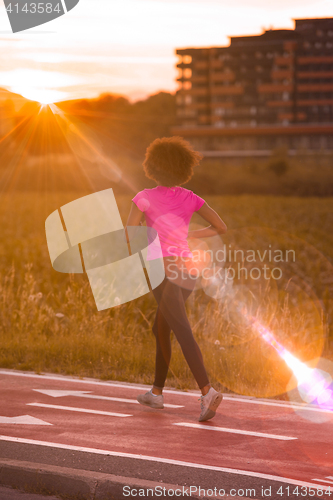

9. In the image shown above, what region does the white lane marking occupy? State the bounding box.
[0,434,329,491]
[221,398,333,414]
[173,422,297,441]
[326,477,333,480]
[1,369,331,414]
[312,479,333,485]
[33,389,183,409]
[0,415,52,426]
[27,403,131,418]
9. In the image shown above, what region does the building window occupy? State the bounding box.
[185,95,192,104]
[183,121,197,127]
[183,81,192,90]
[316,29,323,36]
[283,92,289,101]
[328,30,333,37]
[250,120,257,127]
[255,51,263,58]
[214,107,225,116]
[250,106,257,115]
[183,55,192,64]
[184,109,196,117]
[215,121,225,127]
[230,120,237,127]
[183,68,192,78]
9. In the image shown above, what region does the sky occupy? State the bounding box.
[0,0,333,103]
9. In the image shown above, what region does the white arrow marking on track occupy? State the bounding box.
[33,389,183,408]
[0,415,52,425]
[27,403,132,417]
[173,422,297,441]
[34,390,90,398]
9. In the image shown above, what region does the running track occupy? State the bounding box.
[0,370,332,499]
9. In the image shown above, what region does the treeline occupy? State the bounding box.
[1,91,333,196]
[0,91,178,193]
[58,92,177,157]
[4,92,176,153]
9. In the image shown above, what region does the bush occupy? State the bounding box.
[268,159,289,177]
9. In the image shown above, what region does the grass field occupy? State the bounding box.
[0,191,332,400]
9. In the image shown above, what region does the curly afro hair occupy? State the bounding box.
[143,136,203,187]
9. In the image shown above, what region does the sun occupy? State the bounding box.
[12,87,66,105]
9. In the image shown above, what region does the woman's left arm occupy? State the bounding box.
[125,202,145,244]
[126,202,145,227]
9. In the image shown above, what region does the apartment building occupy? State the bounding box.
[172,17,333,156]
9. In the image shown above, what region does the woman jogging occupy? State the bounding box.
[125,136,227,422]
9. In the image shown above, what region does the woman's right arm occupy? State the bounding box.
[188,202,227,239]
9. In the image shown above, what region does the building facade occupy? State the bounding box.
[172,17,333,156]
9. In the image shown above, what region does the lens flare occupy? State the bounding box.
[247,315,333,410]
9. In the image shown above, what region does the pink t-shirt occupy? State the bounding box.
[132,186,205,258]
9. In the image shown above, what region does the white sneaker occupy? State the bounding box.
[198,387,223,422]
[137,389,164,409]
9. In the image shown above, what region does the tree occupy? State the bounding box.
[268,158,289,177]
[267,147,290,177]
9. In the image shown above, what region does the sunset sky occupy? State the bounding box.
[0,0,333,103]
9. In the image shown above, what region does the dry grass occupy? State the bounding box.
[0,192,332,399]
